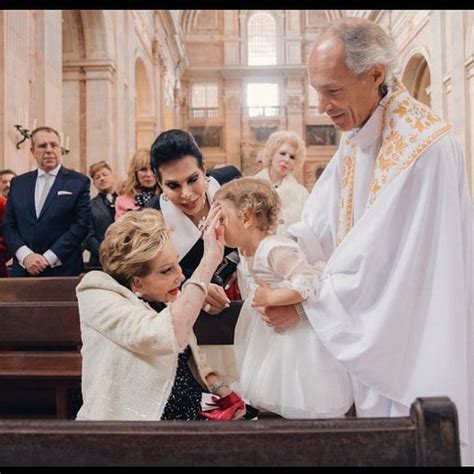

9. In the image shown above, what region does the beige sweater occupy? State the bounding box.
[75,271,214,420]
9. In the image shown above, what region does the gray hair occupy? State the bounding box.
[318,17,398,88]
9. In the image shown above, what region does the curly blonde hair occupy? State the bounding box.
[99,208,172,288]
[119,148,156,197]
[214,177,281,233]
[262,131,306,169]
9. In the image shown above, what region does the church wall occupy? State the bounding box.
[391,10,473,196]
[0,10,471,198]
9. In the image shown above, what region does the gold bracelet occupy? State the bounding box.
[182,279,208,296]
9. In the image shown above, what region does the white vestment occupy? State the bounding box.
[288,87,473,464]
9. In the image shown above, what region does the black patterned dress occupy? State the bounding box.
[161,346,207,420]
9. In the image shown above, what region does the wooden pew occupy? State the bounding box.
[0,276,83,302]
[0,398,461,466]
[0,295,242,419]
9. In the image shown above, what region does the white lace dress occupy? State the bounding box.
[234,235,353,419]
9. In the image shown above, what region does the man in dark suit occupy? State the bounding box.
[83,160,118,268]
[3,126,91,277]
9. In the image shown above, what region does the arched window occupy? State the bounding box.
[247,12,277,66]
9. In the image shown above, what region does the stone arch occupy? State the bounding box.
[239,10,285,65]
[401,52,432,107]
[62,10,115,174]
[135,56,155,149]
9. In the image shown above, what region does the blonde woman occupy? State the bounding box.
[115,148,159,220]
[255,131,309,235]
[75,208,246,421]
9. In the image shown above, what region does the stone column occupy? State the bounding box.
[286,76,305,183]
[62,65,84,173]
[449,11,467,156]
[0,10,62,172]
[223,78,242,169]
[466,55,473,194]
[429,11,445,117]
[84,61,116,172]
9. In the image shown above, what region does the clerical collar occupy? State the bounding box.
[348,91,391,149]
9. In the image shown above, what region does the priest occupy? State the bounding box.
[260,17,473,464]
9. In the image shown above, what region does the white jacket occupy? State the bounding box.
[75,271,214,420]
[254,169,309,236]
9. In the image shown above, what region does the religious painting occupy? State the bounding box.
[189,126,222,148]
[306,125,337,146]
[251,126,278,143]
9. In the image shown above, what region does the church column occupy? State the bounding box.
[0,10,62,172]
[62,64,85,173]
[466,55,473,193]
[286,75,305,183]
[429,11,445,117]
[449,11,468,157]
[223,78,242,170]
[83,60,116,172]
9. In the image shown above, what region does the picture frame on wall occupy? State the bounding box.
[306,125,337,146]
[251,126,278,143]
[189,126,222,148]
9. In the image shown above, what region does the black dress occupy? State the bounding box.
[161,346,206,421]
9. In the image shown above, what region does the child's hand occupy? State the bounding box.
[252,282,273,307]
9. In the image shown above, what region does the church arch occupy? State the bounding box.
[401,52,432,107]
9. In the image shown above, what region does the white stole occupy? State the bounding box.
[159,176,221,261]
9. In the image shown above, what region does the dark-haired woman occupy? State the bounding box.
[146,129,242,383]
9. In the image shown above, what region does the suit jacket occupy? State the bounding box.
[145,165,242,280]
[3,166,92,277]
[83,194,115,267]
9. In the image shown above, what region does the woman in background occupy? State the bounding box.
[255,131,309,236]
[115,148,159,220]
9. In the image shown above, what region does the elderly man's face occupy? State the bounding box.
[308,37,384,131]
[0,173,15,198]
[31,131,62,172]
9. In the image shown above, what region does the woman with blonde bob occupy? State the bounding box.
[115,148,159,220]
[75,208,246,421]
[255,131,309,235]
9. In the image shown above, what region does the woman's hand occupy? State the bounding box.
[203,283,231,315]
[201,203,225,270]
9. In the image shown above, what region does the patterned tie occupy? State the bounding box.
[37,173,52,216]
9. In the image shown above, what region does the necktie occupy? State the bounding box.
[37,173,52,216]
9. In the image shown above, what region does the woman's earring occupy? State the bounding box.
[134,291,143,298]
[162,194,169,202]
